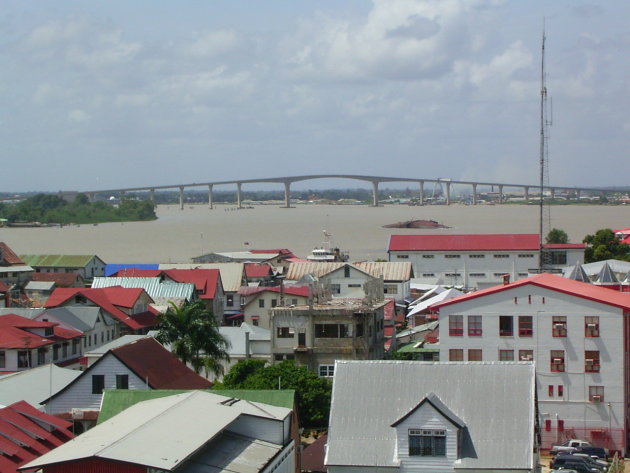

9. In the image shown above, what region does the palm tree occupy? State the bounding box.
[155,300,231,378]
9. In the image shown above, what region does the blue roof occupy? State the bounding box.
[105,263,160,277]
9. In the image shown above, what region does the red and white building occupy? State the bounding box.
[387,234,585,289]
[432,273,630,453]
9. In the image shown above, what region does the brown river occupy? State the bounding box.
[1,204,629,263]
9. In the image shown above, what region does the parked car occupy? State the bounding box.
[550,439,593,455]
[574,446,610,461]
[551,454,606,473]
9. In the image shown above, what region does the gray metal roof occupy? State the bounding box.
[84,334,153,356]
[219,323,271,357]
[23,391,291,471]
[0,364,81,408]
[92,277,195,301]
[0,306,108,332]
[25,281,55,291]
[326,361,535,470]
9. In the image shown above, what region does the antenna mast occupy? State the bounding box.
[538,25,552,271]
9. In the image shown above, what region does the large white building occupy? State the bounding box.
[433,272,630,453]
[388,234,585,288]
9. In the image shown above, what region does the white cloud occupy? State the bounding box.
[185,30,241,57]
[68,109,90,122]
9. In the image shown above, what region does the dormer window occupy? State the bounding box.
[409,429,446,456]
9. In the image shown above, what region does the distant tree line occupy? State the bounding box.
[0,193,156,224]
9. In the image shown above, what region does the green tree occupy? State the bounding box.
[219,359,332,427]
[155,301,231,378]
[546,228,569,244]
[583,228,630,263]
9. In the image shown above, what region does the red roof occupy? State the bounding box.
[111,338,212,389]
[245,263,273,279]
[0,314,56,329]
[31,272,84,287]
[0,314,81,348]
[0,401,74,473]
[388,234,540,252]
[0,242,25,266]
[44,287,151,331]
[432,272,630,311]
[0,326,53,349]
[0,281,10,292]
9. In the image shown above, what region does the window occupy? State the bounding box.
[226,294,234,307]
[116,374,129,389]
[585,350,600,373]
[558,385,564,397]
[92,375,105,394]
[271,299,278,308]
[319,364,335,377]
[494,254,510,258]
[331,284,341,295]
[518,254,535,258]
[449,315,463,336]
[422,255,434,259]
[17,351,32,368]
[518,316,533,337]
[445,273,460,278]
[550,251,567,265]
[291,298,298,305]
[396,254,409,259]
[422,273,435,277]
[53,344,60,361]
[519,350,533,361]
[356,323,364,337]
[0,351,5,368]
[259,299,265,308]
[72,339,80,355]
[499,349,514,361]
[468,316,482,336]
[384,284,398,294]
[348,284,361,288]
[470,273,485,277]
[585,316,599,337]
[468,349,482,361]
[549,385,554,397]
[445,254,460,259]
[44,327,53,337]
[469,254,485,259]
[37,348,46,365]
[315,324,352,338]
[552,316,567,337]
[499,316,513,336]
[252,318,259,326]
[62,343,68,358]
[449,349,463,361]
[344,266,351,278]
[409,429,446,456]
[551,350,565,372]
[277,327,295,338]
[589,386,604,403]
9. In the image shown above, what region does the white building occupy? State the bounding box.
[433,272,630,453]
[388,234,585,288]
[326,360,536,473]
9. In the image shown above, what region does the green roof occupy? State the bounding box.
[98,389,296,424]
[20,254,101,268]
[396,343,440,354]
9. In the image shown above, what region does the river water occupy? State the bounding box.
[1,204,629,263]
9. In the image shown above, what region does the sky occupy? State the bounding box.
[2,0,629,192]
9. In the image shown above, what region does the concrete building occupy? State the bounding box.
[387,234,585,288]
[240,286,310,329]
[432,272,630,453]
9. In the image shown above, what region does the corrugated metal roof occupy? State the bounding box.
[285,262,344,280]
[25,391,291,471]
[326,361,535,470]
[25,281,55,291]
[91,277,195,301]
[355,262,413,281]
[159,263,244,292]
[219,324,270,357]
[0,364,81,409]
[388,234,540,252]
[19,254,102,268]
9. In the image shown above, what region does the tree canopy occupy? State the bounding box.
[583,228,630,263]
[218,359,332,427]
[546,228,569,244]
[0,193,156,224]
[155,300,230,378]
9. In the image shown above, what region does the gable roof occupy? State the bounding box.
[19,254,103,269]
[43,287,152,331]
[25,391,290,472]
[159,263,244,292]
[354,261,413,281]
[92,277,195,302]
[326,361,535,470]
[245,263,273,279]
[388,233,540,252]
[0,243,25,266]
[432,272,630,311]
[391,392,465,428]
[0,364,82,408]
[0,400,74,473]
[31,272,84,287]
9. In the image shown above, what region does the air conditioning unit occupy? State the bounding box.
[592,395,601,403]
[71,408,84,420]
[554,323,565,328]
[585,359,595,365]
[553,358,563,363]
[587,323,597,327]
